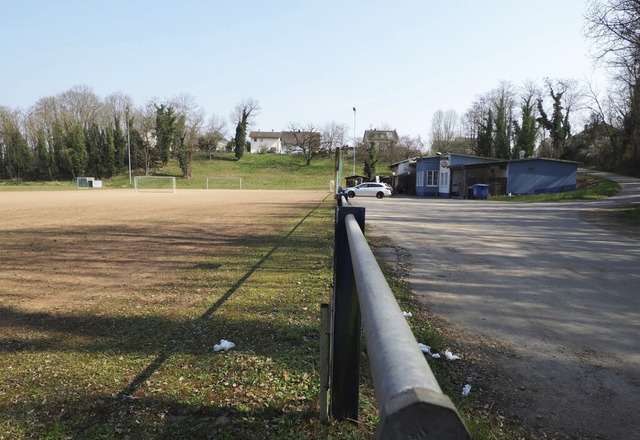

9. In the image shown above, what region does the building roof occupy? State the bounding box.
[363,129,399,143]
[389,156,421,167]
[449,157,579,170]
[249,131,282,139]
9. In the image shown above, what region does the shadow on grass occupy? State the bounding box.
[0,196,337,438]
[0,393,350,440]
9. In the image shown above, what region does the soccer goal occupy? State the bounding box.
[206,176,243,190]
[134,176,177,193]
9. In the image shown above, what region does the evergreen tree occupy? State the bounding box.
[537,86,570,158]
[231,98,260,160]
[48,120,64,178]
[175,115,192,178]
[64,123,87,178]
[85,122,101,176]
[103,126,116,177]
[513,95,538,158]
[34,129,53,180]
[2,122,32,180]
[113,115,127,171]
[234,113,248,160]
[155,104,176,165]
[494,96,511,159]
[475,110,493,157]
[128,126,145,171]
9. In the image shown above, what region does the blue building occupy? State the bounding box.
[414,154,578,197]
[415,154,498,197]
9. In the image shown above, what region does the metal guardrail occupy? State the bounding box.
[329,201,470,439]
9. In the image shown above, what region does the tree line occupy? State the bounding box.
[0,86,423,182]
[0,86,230,181]
[428,0,640,175]
[430,78,581,161]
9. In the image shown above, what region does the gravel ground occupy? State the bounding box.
[358,171,640,439]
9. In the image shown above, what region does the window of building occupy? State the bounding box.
[427,170,438,186]
[417,170,425,187]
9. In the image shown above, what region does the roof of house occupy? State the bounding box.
[389,156,421,167]
[249,131,282,139]
[449,157,579,170]
[363,129,399,142]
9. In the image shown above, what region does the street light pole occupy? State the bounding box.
[352,107,356,176]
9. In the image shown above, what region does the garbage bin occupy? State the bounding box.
[472,184,489,199]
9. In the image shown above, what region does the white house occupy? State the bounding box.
[249,131,283,153]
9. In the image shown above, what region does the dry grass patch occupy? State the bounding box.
[0,189,376,439]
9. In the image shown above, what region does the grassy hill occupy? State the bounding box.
[110,152,337,190]
[0,152,339,191]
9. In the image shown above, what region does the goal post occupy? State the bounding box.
[134,176,177,193]
[206,176,243,190]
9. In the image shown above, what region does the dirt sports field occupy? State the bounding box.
[0,189,329,315]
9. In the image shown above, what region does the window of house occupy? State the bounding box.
[427,170,438,186]
[417,170,425,187]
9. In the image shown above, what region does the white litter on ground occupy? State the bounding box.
[462,384,471,396]
[418,343,441,358]
[403,311,413,318]
[213,339,236,352]
[444,350,460,361]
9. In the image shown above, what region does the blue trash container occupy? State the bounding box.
[472,184,489,199]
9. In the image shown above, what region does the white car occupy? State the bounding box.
[345,182,392,199]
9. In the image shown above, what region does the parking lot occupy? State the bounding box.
[352,172,640,439]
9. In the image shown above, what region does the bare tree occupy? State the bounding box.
[103,92,134,128]
[431,109,461,153]
[585,0,640,164]
[283,122,321,165]
[58,85,102,128]
[167,94,205,178]
[321,121,348,154]
[396,135,426,161]
[199,114,227,159]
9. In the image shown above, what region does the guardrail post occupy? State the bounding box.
[331,205,365,421]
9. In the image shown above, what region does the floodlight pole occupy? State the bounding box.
[352,107,356,176]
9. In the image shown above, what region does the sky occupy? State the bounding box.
[0,0,607,144]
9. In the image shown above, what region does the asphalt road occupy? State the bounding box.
[351,171,640,439]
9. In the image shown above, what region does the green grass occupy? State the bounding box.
[0,198,379,439]
[107,152,337,190]
[0,180,76,190]
[3,155,606,439]
[0,152,337,191]
[491,173,620,202]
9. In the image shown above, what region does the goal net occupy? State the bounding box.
[134,176,177,193]
[206,176,243,189]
